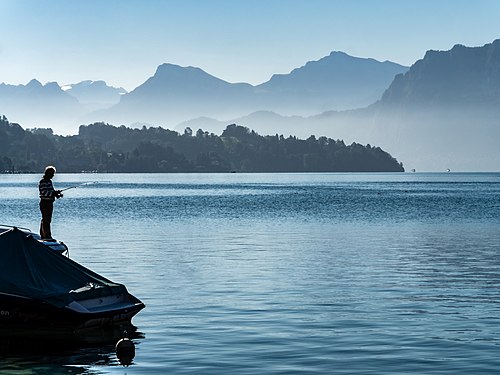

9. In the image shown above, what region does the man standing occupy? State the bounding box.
[39,166,63,240]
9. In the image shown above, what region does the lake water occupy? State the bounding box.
[1,172,500,374]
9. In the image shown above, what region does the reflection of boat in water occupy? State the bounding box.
[0,324,144,372]
[0,227,144,333]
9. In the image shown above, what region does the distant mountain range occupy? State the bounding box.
[64,80,127,111]
[0,79,126,130]
[86,52,407,127]
[380,42,500,107]
[0,79,82,128]
[1,40,500,171]
[179,40,500,171]
[256,51,407,114]
[0,51,407,133]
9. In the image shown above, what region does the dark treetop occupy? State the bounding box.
[0,116,404,173]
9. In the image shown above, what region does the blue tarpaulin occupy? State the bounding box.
[0,228,127,307]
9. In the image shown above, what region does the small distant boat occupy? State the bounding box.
[0,227,144,333]
[446,169,451,172]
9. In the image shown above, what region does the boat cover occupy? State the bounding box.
[0,228,127,308]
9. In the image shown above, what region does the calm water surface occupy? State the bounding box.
[1,172,500,374]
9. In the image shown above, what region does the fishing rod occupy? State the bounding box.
[59,181,98,192]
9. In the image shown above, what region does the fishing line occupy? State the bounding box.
[60,181,98,192]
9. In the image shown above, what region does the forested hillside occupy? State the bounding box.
[0,116,404,173]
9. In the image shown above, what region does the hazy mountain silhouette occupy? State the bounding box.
[367,39,500,171]
[65,80,127,111]
[88,53,407,127]
[255,51,408,115]
[0,79,82,130]
[180,40,500,171]
[0,80,128,133]
[1,41,499,170]
[1,51,406,134]
[88,63,255,126]
[381,41,500,107]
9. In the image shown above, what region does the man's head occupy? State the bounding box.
[44,166,56,179]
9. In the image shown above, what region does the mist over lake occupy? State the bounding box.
[1,172,500,374]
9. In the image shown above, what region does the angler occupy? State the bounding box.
[38,166,63,240]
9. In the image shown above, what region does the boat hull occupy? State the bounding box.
[0,226,145,341]
[0,291,144,332]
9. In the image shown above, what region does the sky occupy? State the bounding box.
[1,0,500,91]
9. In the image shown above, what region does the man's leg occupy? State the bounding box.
[39,200,54,239]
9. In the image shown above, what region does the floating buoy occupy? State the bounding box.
[116,331,135,367]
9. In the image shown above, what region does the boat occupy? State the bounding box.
[0,227,144,334]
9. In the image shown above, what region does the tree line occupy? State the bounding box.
[0,116,404,173]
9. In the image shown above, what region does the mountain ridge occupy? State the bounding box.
[0,50,408,133]
[64,80,127,111]
[380,39,500,107]
[87,51,407,126]
[176,40,500,171]
[1,40,500,170]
